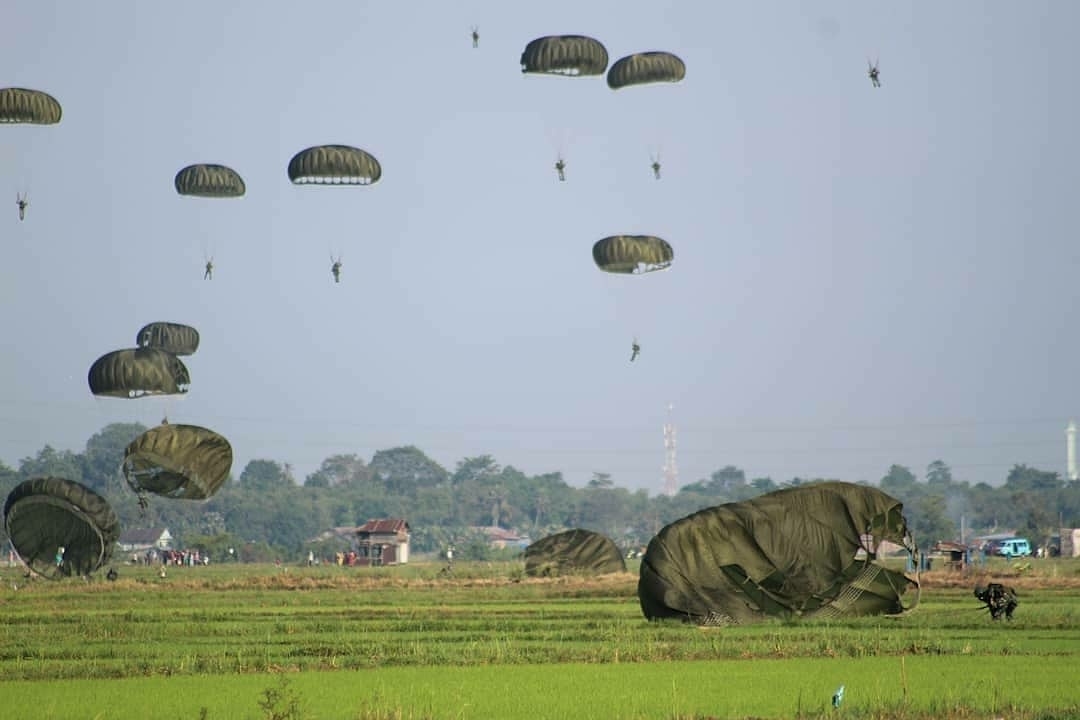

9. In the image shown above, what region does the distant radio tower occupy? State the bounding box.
[662,403,678,496]
[1067,420,1078,482]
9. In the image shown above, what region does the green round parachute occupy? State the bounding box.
[638,482,921,625]
[3,477,119,579]
[174,164,246,198]
[88,348,191,398]
[520,35,608,76]
[288,145,381,185]
[592,235,673,274]
[524,529,627,577]
[0,87,62,124]
[123,423,233,501]
[136,322,200,357]
[606,52,686,90]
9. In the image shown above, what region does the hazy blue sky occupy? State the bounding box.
[2,1,1077,493]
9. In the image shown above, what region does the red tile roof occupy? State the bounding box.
[356,518,409,534]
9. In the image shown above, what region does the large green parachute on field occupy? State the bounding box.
[288,145,381,185]
[88,348,191,398]
[123,423,233,501]
[0,87,62,124]
[524,529,627,577]
[638,482,920,625]
[174,164,246,198]
[136,322,200,357]
[607,52,686,90]
[520,35,608,76]
[592,235,673,274]
[3,477,119,579]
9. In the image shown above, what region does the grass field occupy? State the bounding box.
[1,558,1078,719]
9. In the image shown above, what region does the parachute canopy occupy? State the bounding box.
[0,87,62,124]
[525,529,627,577]
[136,322,200,356]
[638,482,920,625]
[288,145,381,185]
[592,235,673,274]
[88,348,191,398]
[174,164,246,198]
[4,477,119,579]
[520,35,608,76]
[123,423,233,500]
[607,52,686,90]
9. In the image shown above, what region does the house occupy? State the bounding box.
[473,525,531,550]
[354,519,410,566]
[118,527,173,553]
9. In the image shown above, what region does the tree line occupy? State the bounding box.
[2,423,1078,561]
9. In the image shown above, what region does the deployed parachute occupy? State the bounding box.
[593,235,673,274]
[123,423,233,501]
[136,322,200,357]
[288,145,381,185]
[174,164,246,198]
[88,348,190,398]
[639,482,920,625]
[525,529,627,577]
[520,35,608,76]
[4,477,119,579]
[0,87,62,124]
[606,52,686,90]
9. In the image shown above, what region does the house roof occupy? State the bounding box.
[118,527,169,545]
[356,518,409,534]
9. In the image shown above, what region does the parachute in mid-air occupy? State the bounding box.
[123,423,233,501]
[136,322,200,357]
[520,35,609,76]
[592,235,673,274]
[638,482,920,625]
[288,145,382,185]
[3,477,120,579]
[88,348,191,398]
[174,164,246,198]
[524,529,627,577]
[0,87,62,124]
[606,52,686,90]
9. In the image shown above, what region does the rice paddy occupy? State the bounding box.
[1,559,1078,719]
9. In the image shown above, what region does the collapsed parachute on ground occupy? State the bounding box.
[592,235,673,274]
[520,35,608,76]
[174,164,246,198]
[3,477,119,579]
[288,145,381,185]
[123,423,233,501]
[0,87,62,124]
[524,529,627,577]
[607,52,686,90]
[136,322,200,356]
[88,348,190,398]
[639,481,920,625]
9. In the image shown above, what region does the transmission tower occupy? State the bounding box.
[662,403,678,496]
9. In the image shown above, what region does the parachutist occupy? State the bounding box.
[868,59,880,88]
[331,257,342,283]
[651,160,661,180]
[471,26,479,48]
[555,157,566,181]
[16,193,28,221]
[630,340,640,362]
[974,583,1017,620]
[204,258,213,280]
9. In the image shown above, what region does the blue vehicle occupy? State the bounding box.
[992,538,1032,558]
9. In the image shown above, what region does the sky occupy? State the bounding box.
[2,1,1078,494]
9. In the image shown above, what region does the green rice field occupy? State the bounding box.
[1,559,1078,720]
